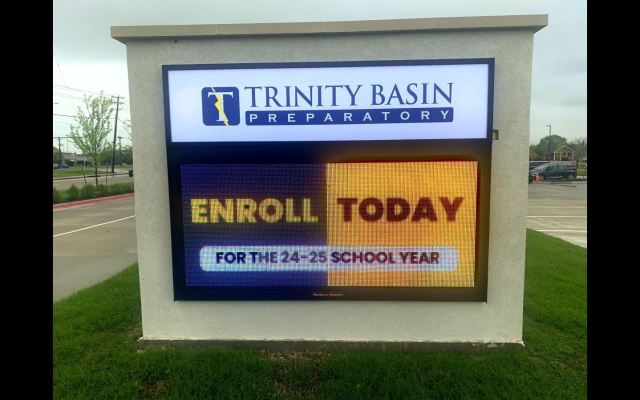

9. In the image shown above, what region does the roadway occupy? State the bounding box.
[53,195,137,302]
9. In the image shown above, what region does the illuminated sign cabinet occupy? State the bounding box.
[163,59,494,301]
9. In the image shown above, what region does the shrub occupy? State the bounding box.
[97,184,109,197]
[67,184,80,201]
[108,182,134,195]
[53,188,61,204]
[80,184,96,199]
[109,183,125,195]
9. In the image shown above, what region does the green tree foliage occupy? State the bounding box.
[120,145,133,165]
[122,118,133,166]
[568,137,587,162]
[536,135,567,160]
[99,143,115,185]
[529,144,541,160]
[68,94,114,187]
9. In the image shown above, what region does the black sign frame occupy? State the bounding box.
[162,59,494,301]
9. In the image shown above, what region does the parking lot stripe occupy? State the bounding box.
[53,215,135,238]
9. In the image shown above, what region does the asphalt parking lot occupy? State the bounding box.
[53,195,137,302]
[527,180,587,248]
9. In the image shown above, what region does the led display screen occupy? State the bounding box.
[163,59,493,301]
[183,161,477,288]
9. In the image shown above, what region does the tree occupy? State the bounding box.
[68,94,114,187]
[529,144,540,160]
[120,118,132,143]
[568,137,587,163]
[120,145,133,165]
[122,118,133,166]
[536,135,567,160]
[99,143,115,185]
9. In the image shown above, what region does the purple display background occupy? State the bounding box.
[181,164,327,286]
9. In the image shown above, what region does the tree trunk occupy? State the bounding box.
[81,162,87,186]
[94,165,99,187]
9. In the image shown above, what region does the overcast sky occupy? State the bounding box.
[53,0,586,154]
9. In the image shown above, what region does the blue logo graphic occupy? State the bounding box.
[202,87,240,126]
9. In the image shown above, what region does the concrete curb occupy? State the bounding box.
[53,193,134,211]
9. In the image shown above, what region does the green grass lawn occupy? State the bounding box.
[53,230,586,399]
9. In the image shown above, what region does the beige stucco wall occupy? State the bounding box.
[125,28,534,343]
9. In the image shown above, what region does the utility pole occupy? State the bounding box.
[546,125,552,161]
[118,136,122,165]
[111,96,123,173]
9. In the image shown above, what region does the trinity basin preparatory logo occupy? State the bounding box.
[202,87,240,126]
[202,83,455,127]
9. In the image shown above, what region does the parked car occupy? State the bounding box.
[529,163,577,183]
[53,163,69,169]
[528,161,549,170]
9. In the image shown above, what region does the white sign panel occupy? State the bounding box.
[164,61,492,142]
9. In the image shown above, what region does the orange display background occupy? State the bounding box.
[326,161,478,287]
